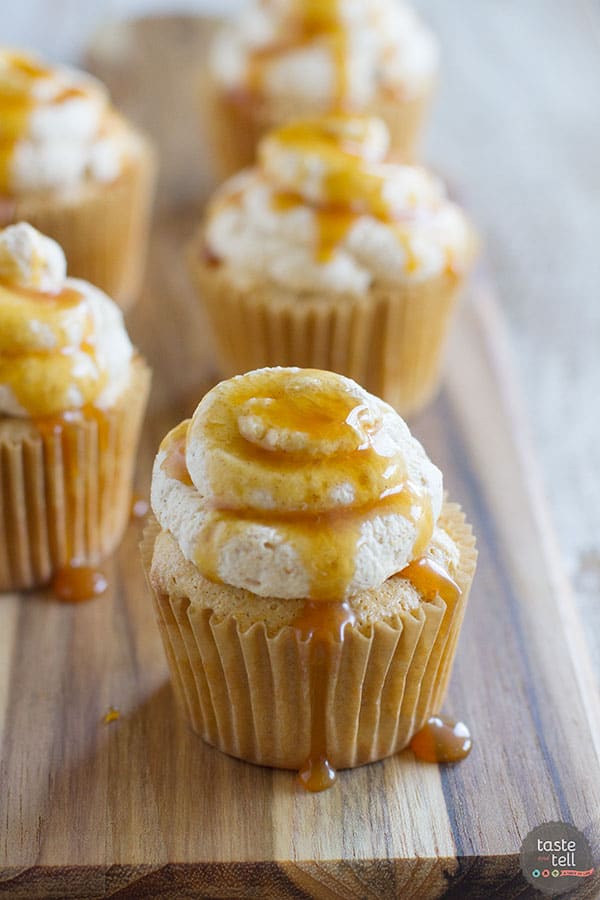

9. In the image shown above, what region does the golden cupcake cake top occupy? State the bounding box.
[209,0,438,110]
[0,49,134,195]
[204,114,476,290]
[0,223,133,417]
[150,367,462,603]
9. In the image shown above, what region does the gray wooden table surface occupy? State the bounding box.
[5,0,600,680]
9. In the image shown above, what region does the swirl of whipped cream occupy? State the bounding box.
[151,367,443,601]
[210,0,438,109]
[204,115,476,291]
[0,49,128,194]
[0,223,133,418]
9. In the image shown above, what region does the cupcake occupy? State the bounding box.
[0,222,151,594]
[206,0,438,176]
[142,367,476,789]
[188,115,477,417]
[0,50,156,309]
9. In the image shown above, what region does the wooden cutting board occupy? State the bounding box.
[1,17,599,900]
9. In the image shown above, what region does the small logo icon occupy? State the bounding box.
[520,822,594,895]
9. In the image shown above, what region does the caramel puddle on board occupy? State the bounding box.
[410,715,472,764]
[52,564,108,603]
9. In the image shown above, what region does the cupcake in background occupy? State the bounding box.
[0,50,156,309]
[142,367,477,787]
[205,0,439,176]
[0,222,150,594]
[188,115,477,417]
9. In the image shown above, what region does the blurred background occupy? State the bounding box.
[6,0,600,676]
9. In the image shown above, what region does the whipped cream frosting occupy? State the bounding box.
[0,223,133,417]
[0,49,133,194]
[210,0,438,109]
[204,116,475,292]
[151,367,445,601]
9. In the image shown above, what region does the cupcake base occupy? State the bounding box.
[2,132,156,310]
[0,357,151,592]
[188,239,468,418]
[141,503,476,771]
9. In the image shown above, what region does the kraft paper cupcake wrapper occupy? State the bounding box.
[142,503,476,771]
[0,358,150,592]
[202,73,434,178]
[188,243,468,417]
[4,134,156,311]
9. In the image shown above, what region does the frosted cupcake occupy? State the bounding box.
[142,367,476,789]
[0,50,156,309]
[206,0,438,175]
[0,223,150,594]
[188,115,477,417]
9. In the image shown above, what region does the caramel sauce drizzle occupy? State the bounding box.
[161,420,193,486]
[245,0,348,109]
[265,119,423,265]
[398,556,461,605]
[0,52,86,195]
[0,282,107,417]
[160,372,468,788]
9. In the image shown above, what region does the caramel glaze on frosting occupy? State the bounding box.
[0,49,129,195]
[204,115,476,287]
[152,368,465,790]
[0,223,133,418]
[210,0,439,110]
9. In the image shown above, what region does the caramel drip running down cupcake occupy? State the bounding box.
[152,368,470,789]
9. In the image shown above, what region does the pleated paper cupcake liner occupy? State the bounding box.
[188,243,468,417]
[4,133,156,310]
[201,74,434,179]
[0,357,151,592]
[141,503,476,771]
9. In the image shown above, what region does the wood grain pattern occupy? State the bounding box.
[0,15,599,899]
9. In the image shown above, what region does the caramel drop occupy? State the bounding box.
[52,565,108,603]
[410,715,472,764]
[298,756,337,792]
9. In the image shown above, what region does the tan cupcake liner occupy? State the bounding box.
[201,75,434,179]
[141,502,477,771]
[0,357,151,592]
[1,133,156,311]
[188,240,468,417]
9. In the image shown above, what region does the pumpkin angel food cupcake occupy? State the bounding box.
[142,367,477,789]
[0,223,150,594]
[189,115,477,416]
[0,50,156,308]
[206,0,439,175]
